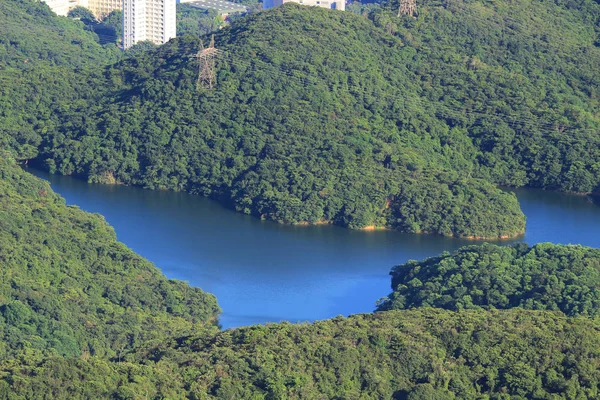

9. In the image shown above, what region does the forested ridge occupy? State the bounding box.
[34,3,532,238]
[2,309,600,399]
[3,0,600,237]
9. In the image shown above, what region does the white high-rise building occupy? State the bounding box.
[43,0,70,15]
[123,0,176,50]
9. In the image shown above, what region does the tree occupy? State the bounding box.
[68,6,96,24]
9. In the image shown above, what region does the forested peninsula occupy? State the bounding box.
[3,0,598,238]
[377,242,600,316]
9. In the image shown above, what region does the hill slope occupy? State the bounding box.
[0,154,219,360]
[2,309,600,398]
[0,0,119,159]
[36,4,527,238]
[372,0,600,192]
[2,0,599,238]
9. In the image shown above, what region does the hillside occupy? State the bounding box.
[2,309,600,398]
[0,0,119,159]
[377,242,600,315]
[23,0,599,238]
[34,4,530,238]
[0,154,219,360]
[0,0,117,68]
[372,0,600,192]
[0,151,599,397]
[2,0,600,238]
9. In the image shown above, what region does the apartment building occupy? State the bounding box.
[123,0,176,49]
[43,0,121,18]
[87,0,122,18]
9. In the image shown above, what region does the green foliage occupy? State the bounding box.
[0,0,115,68]
[68,6,96,24]
[2,310,600,399]
[100,9,123,40]
[371,0,600,193]
[36,4,528,238]
[0,155,220,360]
[347,1,381,17]
[387,174,525,237]
[0,0,119,161]
[377,242,600,317]
[126,40,159,55]
[176,4,226,37]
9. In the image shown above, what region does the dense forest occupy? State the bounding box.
[0,153,599,398]
[0,0,120,159]
[177,4,227,37]
[2,308,600,399]
[2,1,600,398]
[0,154,220,360]
[371,0,600,192]
[377,242,600,316]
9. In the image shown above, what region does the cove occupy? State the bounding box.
[29,168,600,329]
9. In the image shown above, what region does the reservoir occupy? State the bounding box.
[29,168,600,328]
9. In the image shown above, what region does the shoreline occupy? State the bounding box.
[25,167,563,241]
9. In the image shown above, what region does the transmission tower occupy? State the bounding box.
[398,0,417,17]
[192,35,219,90]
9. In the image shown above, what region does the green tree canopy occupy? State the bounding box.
[377,242,600,317]
[0,154,220,360]
[2,310,600,399]
[68,6,96,24]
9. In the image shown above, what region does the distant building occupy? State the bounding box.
[181,0,247,17]
[43,0,70,16]
[123,0,177,49]
[263,0,344,11]
[87,0,122,18]
[71,0,88,10]
[42,0,121,18]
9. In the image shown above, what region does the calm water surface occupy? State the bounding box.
[28,169,600,328]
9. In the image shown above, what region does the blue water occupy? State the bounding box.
[28,168,600,328]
